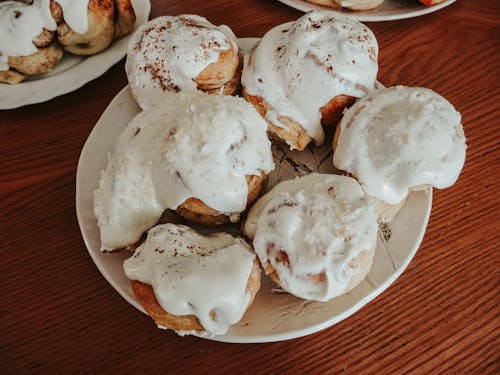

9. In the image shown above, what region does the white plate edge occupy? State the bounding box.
[277,0,457,22]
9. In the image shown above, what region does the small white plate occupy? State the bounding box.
[277,0,457,22]
[0,0,151,110]
[76,38,432,343]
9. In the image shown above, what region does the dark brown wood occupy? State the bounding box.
[1,0,499,373]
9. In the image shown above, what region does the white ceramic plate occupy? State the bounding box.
[277,0,457,22]
[0,0,151,110]
[76,38,432,343]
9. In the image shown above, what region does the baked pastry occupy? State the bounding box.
[124,223,261,336]
[126,15,240,109]
[241,11,378,150]
[244,173,378,302]
[0,0,137,84]
[0,0,64,83]
[113,0,136,39]
[305,0,384,11]
[56,0,116,55]
[94,93,274,251]
[333,86,466,222]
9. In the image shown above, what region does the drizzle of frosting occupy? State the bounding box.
[125,15,238,109]
[245,173,377,302]
[0,0,89,71]
[123,223,256,335]
[54,0,90,34]
[333,86,466,205]
[94,93,274,250]
[241,10,378,147]
[0,0,56,70]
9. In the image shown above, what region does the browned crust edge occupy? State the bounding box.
[131,257,261,331]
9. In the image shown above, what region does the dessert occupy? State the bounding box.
[0,0,137,84]
[124,223,261,336]
[241,10,378,150]
[84,10,468,338]
[125,14,240,109]
[55,0,116,56]
[333,86,466,222]
[94,93,274,251]
[244,173,378,302]
[305,0,384,11]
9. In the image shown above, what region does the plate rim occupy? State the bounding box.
[276,0,457,22]
[76,37,433,343]
[0,0,151,110]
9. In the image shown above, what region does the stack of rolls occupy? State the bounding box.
[0,0,137,84]
[93,10,466,337]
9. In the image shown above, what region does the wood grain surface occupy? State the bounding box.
[1,0,499,373]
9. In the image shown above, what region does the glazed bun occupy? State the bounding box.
[56,0,115,55]
[333,86,466,222]
[126,15,240,109]
[94,93,274,251]
[242,10,378,150]
[124,224,261,335]
[244,173,378,302]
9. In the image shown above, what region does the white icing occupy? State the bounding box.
[94,108,165,250]
[94,93,274,250]
[55,0,90,34]
[241,11,378,148]
[126,15,238,109]
[333,86,466,205]
[0,0,89,71]
[123,223,256,335]
[0,0,56,70]
[245,173,378,302]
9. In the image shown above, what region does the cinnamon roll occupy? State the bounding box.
[0,0,137,83]
[244,173,378,302]
[94,93,274,251]
[241,11,378,150]
[333,86,467,222]
[125,15,240,109]
[56,0,136,55]
[0,0,64,83]
[55,0,115,55]
[124,223,261,336]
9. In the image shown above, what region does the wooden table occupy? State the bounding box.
[1,0,498,373]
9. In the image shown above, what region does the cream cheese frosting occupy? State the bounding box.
[245,173,378,302]
[333,86,466,205]
[94,93,274,251]
[0,0,89,71]
[125,15,238,109]
[123,223,256,335]
[241,10,378,147]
